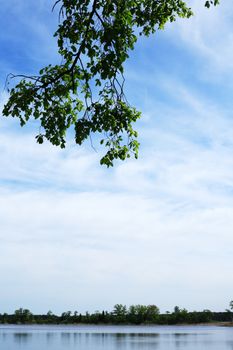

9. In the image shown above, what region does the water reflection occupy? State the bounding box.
[0,326,232,349]
[226,341,233,350]
[61,332,72,346]
[46,332,55,346]
[78,333,160,349]
[14,333,32,344]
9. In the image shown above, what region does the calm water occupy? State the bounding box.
[0,325,233,349]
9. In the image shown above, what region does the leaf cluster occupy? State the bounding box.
[3,0,219,165]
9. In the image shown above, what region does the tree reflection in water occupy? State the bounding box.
[14,333,32,344]
[0,326,232,349]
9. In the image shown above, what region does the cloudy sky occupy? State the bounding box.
[0,0,233,315]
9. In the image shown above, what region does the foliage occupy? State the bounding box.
[1,304,233,325]
[14,308,34,323]
[3,0,219,166]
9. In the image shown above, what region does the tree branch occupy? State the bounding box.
[38,0,99,90]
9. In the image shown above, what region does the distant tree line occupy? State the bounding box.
[0,304,232,325]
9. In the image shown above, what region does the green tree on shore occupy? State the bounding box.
[0,304,232,325]
[14,308,34,324]
[228,301,233,322]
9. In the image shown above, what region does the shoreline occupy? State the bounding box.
[0,322,232,327]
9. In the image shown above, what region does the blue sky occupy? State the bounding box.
[0,0,233,315]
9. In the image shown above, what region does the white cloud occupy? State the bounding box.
[166,0,233,80]
[1,85,233,313]
[1,183,233,313]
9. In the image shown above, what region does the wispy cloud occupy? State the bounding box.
[166,0,233,80]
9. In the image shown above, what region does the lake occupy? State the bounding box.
[0,325,233,349]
